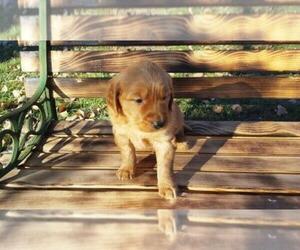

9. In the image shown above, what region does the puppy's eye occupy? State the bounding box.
[162,96,167,101]
[134,98,143,104]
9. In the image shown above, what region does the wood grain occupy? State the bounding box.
[1,190,300,209]
[187,210,300,225]
[51,120,300,137]
[52,120,113,135]
[18,0,300,8]
[24,77,300,98]
[2,210,300,226]
[23,151,300,174]
[186,121,300,137]
[20,50,300,73]
[4,169,300,194]
[38,136,300,156]
[20,15,300,43]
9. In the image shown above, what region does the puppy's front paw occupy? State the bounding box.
[158,183,177,200]
[116,167,134,180]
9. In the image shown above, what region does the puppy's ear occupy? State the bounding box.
[106,75,123,115]
[167,74,174,111]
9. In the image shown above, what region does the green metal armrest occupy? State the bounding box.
[0,0,56,178]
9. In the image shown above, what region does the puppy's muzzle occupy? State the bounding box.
[152,120,165,129]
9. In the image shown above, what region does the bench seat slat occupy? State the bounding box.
[51,120,300,137]
[38,136,300,155]
[23,151,300,174]
[4,169,300,194]
[1,210,300,250]
[1,190,300,209]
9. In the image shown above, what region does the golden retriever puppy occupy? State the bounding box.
[106,60,186,200]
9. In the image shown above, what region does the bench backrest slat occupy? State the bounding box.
[18,0,300,8]
[19,2,300,102]
[24,77,300,99]
[20,15,300,44]
[20,50,300,73]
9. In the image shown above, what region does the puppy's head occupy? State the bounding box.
[107,60,173,132]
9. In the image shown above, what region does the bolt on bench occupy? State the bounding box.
[1,0,300,209]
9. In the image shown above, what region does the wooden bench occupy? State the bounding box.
[1,0,300,209]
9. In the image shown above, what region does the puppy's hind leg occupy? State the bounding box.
[115,133,136,180]
[175,128,192,151]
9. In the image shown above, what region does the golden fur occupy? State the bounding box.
[106,60,186,199]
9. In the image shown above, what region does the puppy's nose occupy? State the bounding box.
[153,120,165,129]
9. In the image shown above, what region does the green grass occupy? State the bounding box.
[56,98,108,120]
[177,98,300,121]
[0,56,24,116]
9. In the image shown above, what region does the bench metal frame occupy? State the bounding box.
[0,0,56,177]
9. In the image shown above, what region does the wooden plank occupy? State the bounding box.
[1,211,300,229]
[20,15,300,44]
[2,210,300,224]
[25,78,108,98]
[38,136,300,156]
[23,151,300,174]
[52,120,300,137]
[186,121,300,137]
[52,120,113,135]
[187,210,300,226]
[1,211,300,250]
[24,77,300,99]
[18,0,300,8]
[1,189,300,209]
[20,50,300,73]
[4,169,300,194]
